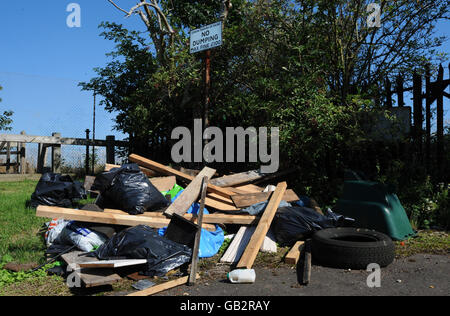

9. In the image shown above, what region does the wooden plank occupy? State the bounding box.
[189,177,208,285]
[164,167,216,216]
[231,184,264,193]
[102,209,216,232]
[103,208,257,225]
[127,275,199,296]
[129,154,234,198]
[231,189,299,208]
[150,176,176,192]
[210,170,264,187]
[204,193,240,212]
[36,205,258,228]
[78,259,148,269]
[236,182,287,269]
[37,205,175,228]
[104,163,121,171]
[61,251,121,288]
[284,241,305,265]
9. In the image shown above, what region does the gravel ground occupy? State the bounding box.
[153,253,449,296]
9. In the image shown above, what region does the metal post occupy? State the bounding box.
[92,93,96,175]
[85,129,90,175]
[203,50,211,164]
[204,50,211,129]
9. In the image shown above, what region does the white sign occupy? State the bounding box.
[190,21,223,54]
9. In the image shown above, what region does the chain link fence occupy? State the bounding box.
[0,71,127,176]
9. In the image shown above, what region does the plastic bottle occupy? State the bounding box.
[227,269,256,284]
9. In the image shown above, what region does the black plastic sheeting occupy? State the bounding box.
[30,173,87,208]
[94,225,192,277]
[272,206,354,247]
[92,163,169,215]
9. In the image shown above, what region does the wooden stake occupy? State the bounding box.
[189,177,208,285]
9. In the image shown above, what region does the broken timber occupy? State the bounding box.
[164,167,216,216]
[127,275,199,296]
[61,251,121,288]
[128,154,235,198]
[284,241,305,265]
[236,182,287,269]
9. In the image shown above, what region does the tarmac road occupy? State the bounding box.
[159,254,449,296]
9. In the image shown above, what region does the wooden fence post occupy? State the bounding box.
[385,78,393,107]
[396,75,404,107]
[37,143,48,174]
[6,142,11,174]
[19,131,26,174]
[425,65,432,173]
[52,132,62,173]
[106,135,115,165]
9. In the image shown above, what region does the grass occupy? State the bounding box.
[0,180,48,264]
[395,230,450,258]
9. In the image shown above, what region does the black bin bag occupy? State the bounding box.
[92,163,169,215]
[94,225,192,277]
[272,206,353,247]
[30,173,87,208]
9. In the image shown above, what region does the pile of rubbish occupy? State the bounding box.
[31,154,413,295]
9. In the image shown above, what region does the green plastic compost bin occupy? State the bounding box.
[335,181,416,241]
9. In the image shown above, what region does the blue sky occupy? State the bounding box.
[0,1,449,143]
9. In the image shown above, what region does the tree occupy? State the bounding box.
[0,85,13,131]
[81,0,449,201]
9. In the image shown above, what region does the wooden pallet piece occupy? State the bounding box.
[231,189,299,208]
[164,167,216,216]
[149,176,176,192]
[284,241,305,265]
[236,182,287,269]
[78,259,148,269]
[61,251,121,288]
